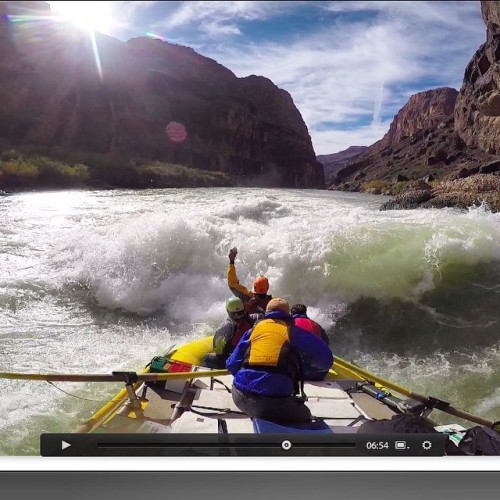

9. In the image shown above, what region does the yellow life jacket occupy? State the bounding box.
[243,318,304,394]
[245,318,289,365]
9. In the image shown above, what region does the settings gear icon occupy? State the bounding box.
[422,440,432,450]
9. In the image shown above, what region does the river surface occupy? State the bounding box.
[1,187,499,454]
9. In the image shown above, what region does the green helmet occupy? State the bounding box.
[226,296,244,315]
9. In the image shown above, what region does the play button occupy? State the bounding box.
[61,440,71,450]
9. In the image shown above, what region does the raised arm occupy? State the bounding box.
[226,247,253,301]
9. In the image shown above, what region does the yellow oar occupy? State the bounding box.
[332,356,498,430]
[0,369,228,383]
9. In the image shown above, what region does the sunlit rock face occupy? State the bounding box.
[455,1,500,155]
[328,88,475,188]
[0,1,324,188]
[377,88,458,150]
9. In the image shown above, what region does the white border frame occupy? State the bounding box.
[1,456,499,471]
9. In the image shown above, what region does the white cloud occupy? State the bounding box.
[102,1,158,36]
[201,20,242,37]
[119,1,158,13]
[324,0,481,30]
[155,1,293,34]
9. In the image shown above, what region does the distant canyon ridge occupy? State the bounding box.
[319,1,500,211]
[0,1,324,189]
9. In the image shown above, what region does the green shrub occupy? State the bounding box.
[2,159,39,177]
[140,161,232,188]
[0,148,231,190]
[387,181,408,195]
[0,158,39,188]
[0,155,90,189]
[362,179,390,192]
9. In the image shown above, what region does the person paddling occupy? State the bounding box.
[226,247,272,315]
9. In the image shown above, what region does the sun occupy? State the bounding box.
[48,1,115,35]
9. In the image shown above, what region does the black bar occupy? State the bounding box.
[41,433,446,457]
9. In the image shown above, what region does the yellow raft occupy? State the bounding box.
[73,335,496,438]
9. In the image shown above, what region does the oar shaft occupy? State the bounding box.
[405,391,496,429]
[0,369,229,383]
[140,369,228,381]
[334,356,496,429]
[0,373,119,382]
[334,356,412,397]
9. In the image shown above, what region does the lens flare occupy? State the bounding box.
[166,122,188,143]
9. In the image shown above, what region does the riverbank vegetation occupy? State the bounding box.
[0,149,233,191]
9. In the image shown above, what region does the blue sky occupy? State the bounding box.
[46,1,487,155]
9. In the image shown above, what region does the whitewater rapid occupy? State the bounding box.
[1,187,499,454]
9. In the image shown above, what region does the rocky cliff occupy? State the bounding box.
[376,87,458,150]
[328,87,489,190]
[0,1,324,188]
[329,86,499,193]
[455,1,500,155]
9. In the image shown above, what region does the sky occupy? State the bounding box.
[45,1,487,155]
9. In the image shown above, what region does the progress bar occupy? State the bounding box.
[41,433,445,456]
[97,442,356,448]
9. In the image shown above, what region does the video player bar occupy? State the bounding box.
[40,433,446,456]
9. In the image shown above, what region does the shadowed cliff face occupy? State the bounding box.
[0,2,324,188]
[455,1,500,155]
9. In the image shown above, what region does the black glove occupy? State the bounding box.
[228,247,237,264]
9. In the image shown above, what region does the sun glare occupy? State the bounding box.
[48,1,114,35]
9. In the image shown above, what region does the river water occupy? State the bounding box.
[1,187,499,454]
